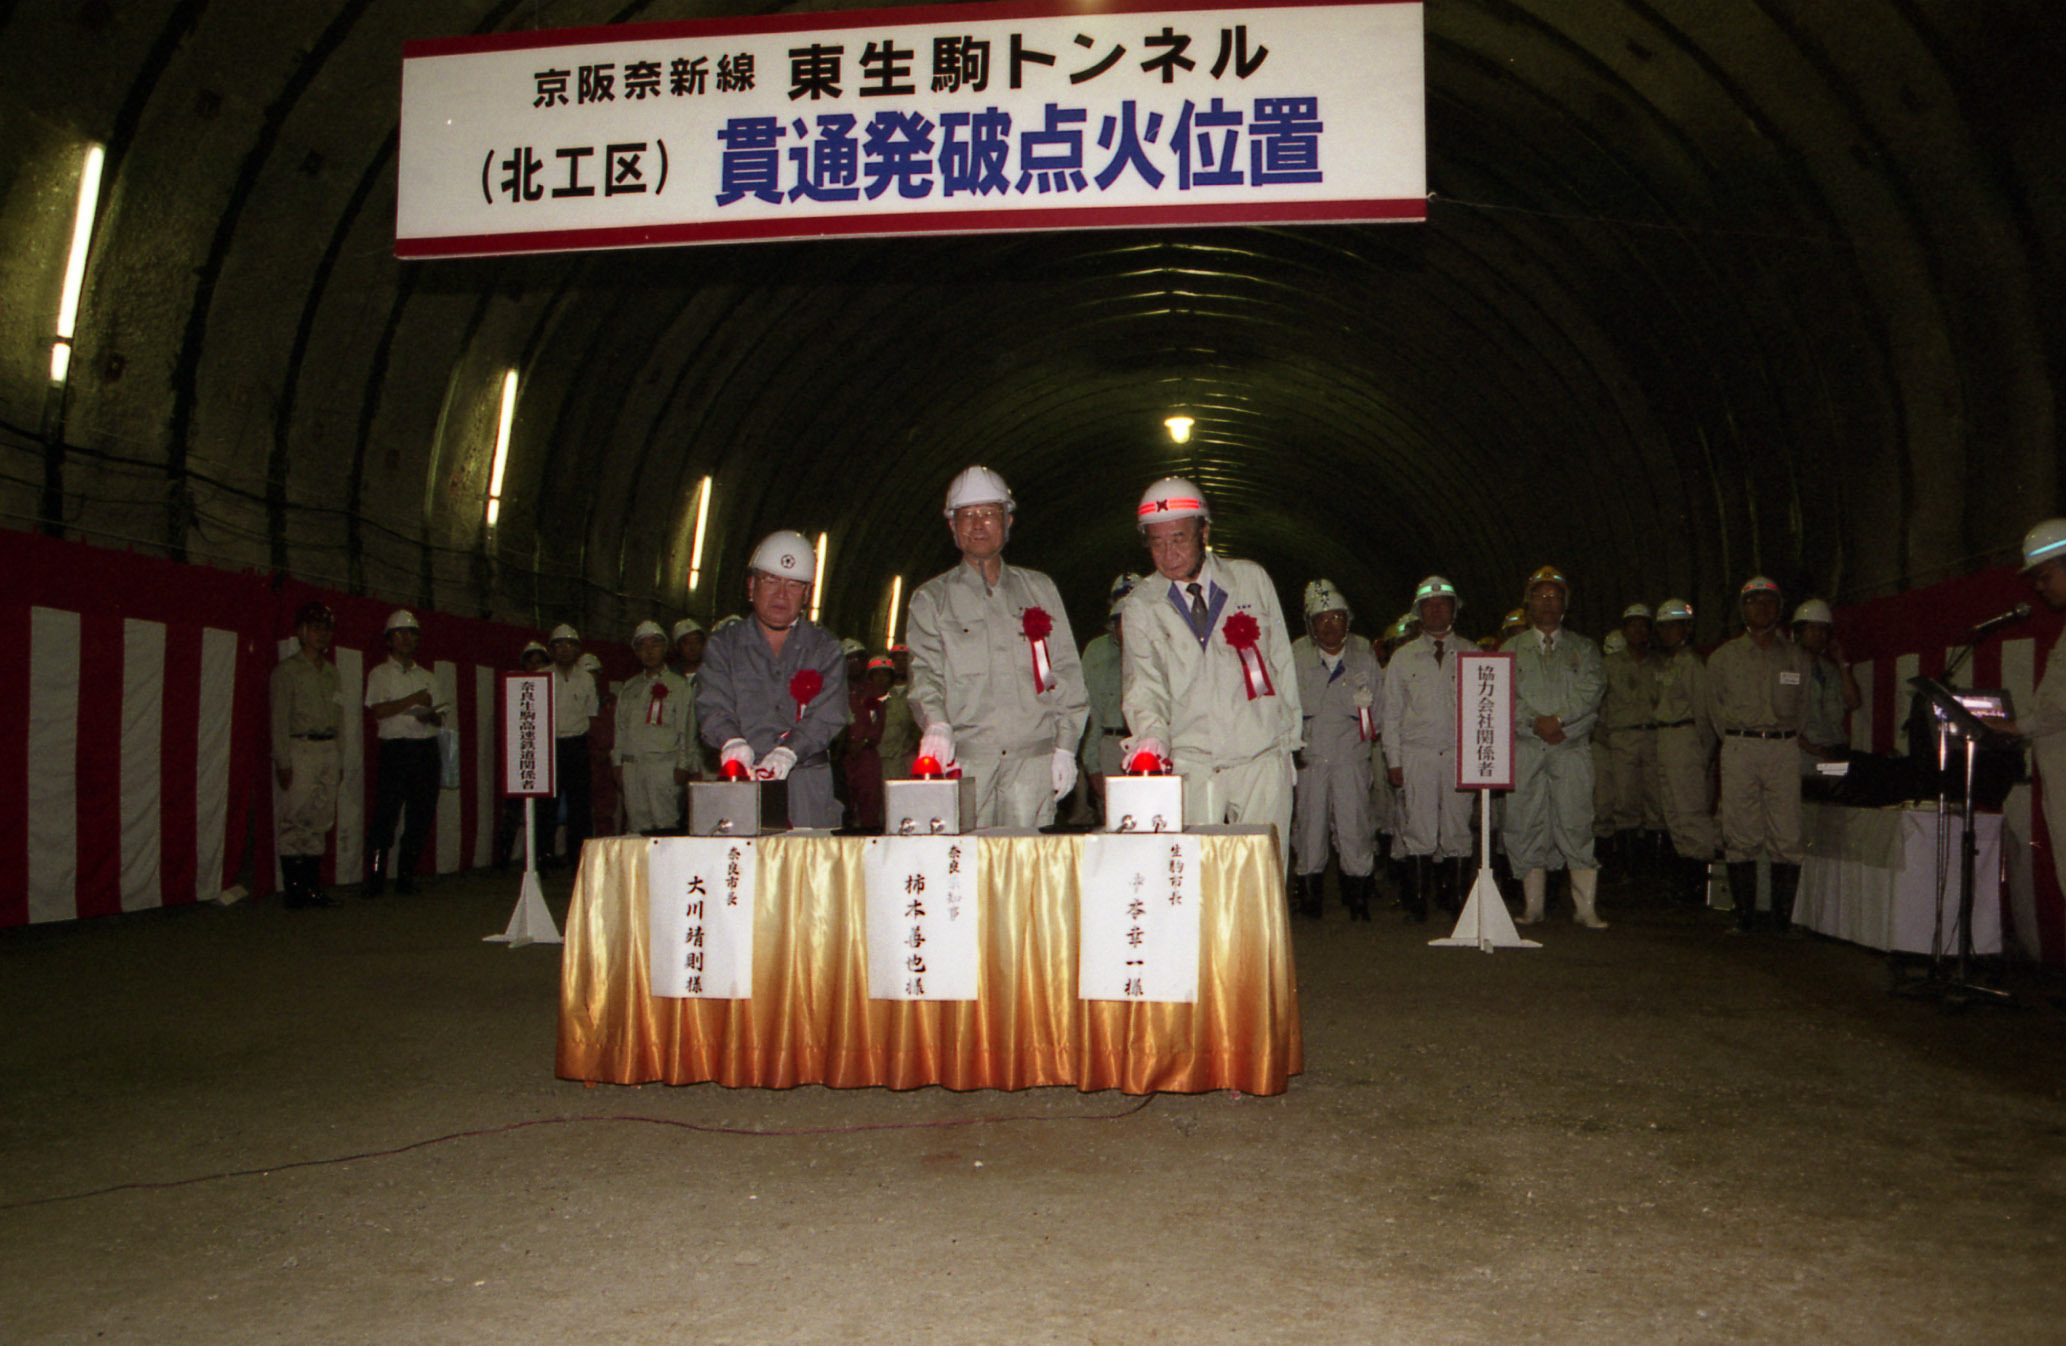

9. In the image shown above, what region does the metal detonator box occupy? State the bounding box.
[884,776,979,834]
[688,779,788,836]
[1103,775,1184,833]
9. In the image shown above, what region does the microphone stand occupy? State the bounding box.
[1897,674,2011,1008]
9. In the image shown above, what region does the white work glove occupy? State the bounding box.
[1051,748,1079,801]
[719,739,756,776]
[918,723,956,767]
[1122,737,1170,773]
[755,746,798,781]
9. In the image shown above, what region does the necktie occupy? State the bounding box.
[1187,582,1210,642]
[1433,638,1445,666]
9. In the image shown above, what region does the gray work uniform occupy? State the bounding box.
[1120,555,1302,846]
[1382,631,1475,861]
[1600,648,1666,831]
[1647,646,1717,860]
[1703,632,1813,864]
[1798,655,1851,774]
[271,652,342,858]
[1080,632,1127,779]
[1291,635,1380,877]
[697,618,849,829]
[613,667,694,834]
[906,559,1089,828]
[1500,627,1605,872]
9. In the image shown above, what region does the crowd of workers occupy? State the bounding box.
[268,477,2066,929]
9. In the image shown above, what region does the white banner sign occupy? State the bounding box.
[863,835,980,1000]
[647,836,756,998]
[397,0,1425,257]
[502,671,555,797]
[1455,651,1514,790]
[1078,833,1201,1003]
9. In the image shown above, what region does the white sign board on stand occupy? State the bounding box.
[1078,833,1202,1002]
[1433,651,1538,952]
[647,836,757,997]
[863,835,980,1000]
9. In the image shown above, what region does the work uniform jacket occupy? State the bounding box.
[697,617,849,828]
[613,667,695,833]
[1381,629,1476,860]
[1289,634,1380,875]
[1500,625,1605,871]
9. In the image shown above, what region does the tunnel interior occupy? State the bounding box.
[1,0,2061,650]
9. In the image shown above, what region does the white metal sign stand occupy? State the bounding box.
[488,671,563,948]
[1431,651,1538,952]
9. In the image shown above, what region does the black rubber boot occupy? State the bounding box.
[363,850,386,898]
[1680,854,1711,906]
[1404,856,1430,923]
[1770,862,1802,934]
[1727,861,1758,932]
[1444,857,1471,914]
[1341,872,1373,922]
[1297,872,1326,920]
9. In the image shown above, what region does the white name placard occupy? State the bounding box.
[397,0,1425,257]
[502,671,555,796]
[647,836,756,998]
[863,835,979,1001]
[1455,650,1514,790]
[1078,833,1201,1003]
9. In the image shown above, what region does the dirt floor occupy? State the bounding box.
[4,862,2065,1346]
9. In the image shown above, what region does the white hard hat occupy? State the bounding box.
[1656,598,1694,623]
[1412,575,1461,619]
[1793,599,1834,626]
[840,637,867,656]
[632,620,667,644]
[520,640,548,658]
[1604,631,1628,655]
[1740,575,1782,598]
[549,623,580,644]
[1137,477,1210,526]
[1621,603,1653,622]
[943,466,1015,518]
[384,609,419,633]
[2022,519,2066,572]
[671,617,703,641]
[577,653,602,673]
[1303,579,1352,621]
[748,530,817,583]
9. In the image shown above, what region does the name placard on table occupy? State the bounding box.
[1078,833,1202,1003]
[862,835,980,1001]
[647,836,756,997]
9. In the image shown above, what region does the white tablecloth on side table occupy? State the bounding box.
[1796,803,2003,954]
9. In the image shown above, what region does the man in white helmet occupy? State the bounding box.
[1289,579,1381,919]
[1598,602,1668,873]
[1648,598,1718,903]
[670,618,713,783]
[1119,478,1302,850]
[906,466,1090,829]
[362,609,442,896]
[544,624,601,866]
[1080,573,1142,821]
[271,602,342,909]
[696,530,849,828]
[613,621,695,835]
[1383,575,1476,922]
[1702,576,1815,934]
[1980,522,2066,910]
[1501,565,1609,928]
[1791,598,1861,779]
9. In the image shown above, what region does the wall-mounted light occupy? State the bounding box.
[687,475,712,591]
[885,574,904,648]
[51,143,106,385]
[1164,414,1194,444]
[809,531,830,624]
[484,368,517,528]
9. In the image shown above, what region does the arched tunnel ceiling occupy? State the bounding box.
[1,0,2060,649]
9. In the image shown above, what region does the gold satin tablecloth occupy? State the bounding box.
[556,828,1303,1094]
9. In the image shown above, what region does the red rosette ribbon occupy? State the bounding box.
[789,669,823,723]
[646,679,669,726]
[1022,606,1055,694]
[1222,611,1276,701]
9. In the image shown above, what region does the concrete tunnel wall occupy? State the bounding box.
[0,0,2060,651]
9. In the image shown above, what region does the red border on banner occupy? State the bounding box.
[404,0,1420,59]
[1454,650,1515,791]
[397,198,1428,259]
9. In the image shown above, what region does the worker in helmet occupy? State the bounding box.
[1119,478,1302,847]
[1702,576,1816,933]
[696,530,849,828]
[878,645,920,780]
[905,466,1090,828]
[1599,603,1668,874]
[1982,521,2066,913]
[541,625,601,866]
[1081,573,1143,821]
[1289,580,1381,920]
[1791,598,1861,779]
[1647,599,1718,903]
[1383,576,1477,921]
[1501,566,1609,928]
[613,621,696,835]
[670,618,713,782]
[271,600,342,910]
[362,609,442,896]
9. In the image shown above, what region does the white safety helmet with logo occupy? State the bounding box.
[1792,599,1834,626]
[384,609,419,634]
[748,530,817,583]
[549,623,580,644]
[1739,575,1782,598]
[1621,602,1653,622]
[943,466,1015,518]
[839,637,867,657]
[1136,477,1210,527]
[2022,519,2066,572]
[670,617,703,642]
[631,620,667,645]
[1655,598,1694,623]
[1412,575,1461,621]
[1304,578,1352,622]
